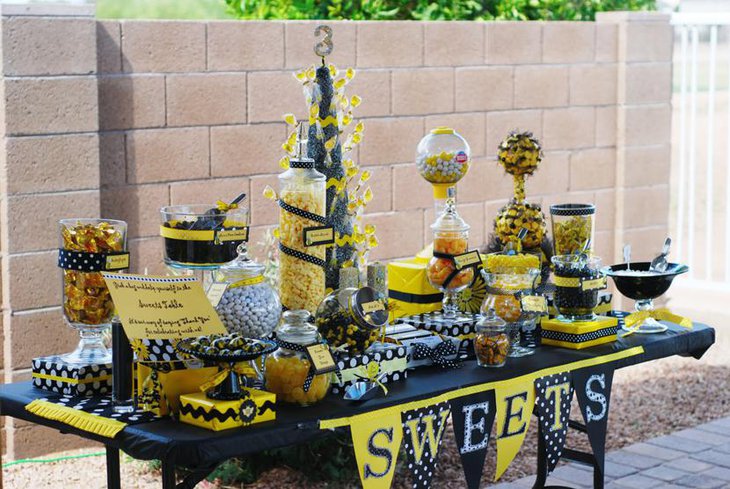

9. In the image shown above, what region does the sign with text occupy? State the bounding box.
[102,273,226,340]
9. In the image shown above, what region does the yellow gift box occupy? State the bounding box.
[387,256,442,321]
[136,362,219,416]
[179,390,276,431]
[540,316,619,350]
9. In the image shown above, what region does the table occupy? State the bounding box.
[0,323,715,489]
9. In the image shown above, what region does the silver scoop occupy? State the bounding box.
[649,237,672,273]
[343,372,388,402]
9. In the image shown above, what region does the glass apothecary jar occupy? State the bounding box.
[212,243,281,338]
[316,285,388,355]
[426,189,475,319]
[264,310,331,406]
[550,204,595,256]
[474,315,509,368]
[160,203,249,269]
[59,218,128,364]
[552,255,604,322]
[480,268,540,358]
[278,124,327,314]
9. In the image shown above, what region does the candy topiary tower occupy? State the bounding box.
[493,131,547,251]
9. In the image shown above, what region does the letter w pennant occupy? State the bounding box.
[402,401,451,489]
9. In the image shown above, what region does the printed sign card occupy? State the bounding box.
[102,273,226,340]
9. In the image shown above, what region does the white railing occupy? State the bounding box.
[671,13,730,289]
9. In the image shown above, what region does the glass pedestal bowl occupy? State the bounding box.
[604,262,688,334]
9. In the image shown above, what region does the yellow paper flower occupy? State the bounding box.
[352,133,362,144]
[325,136,337,151]
[351,95,362,107]
[363,187,373,203]
[328,64,338,77]
[355,122,364,133]
[278,156,290,170]
[361,170,371,182]
[334,78,347,89]
[263,185,277,200]
[283,113,297,126]
[346,68,355,80]
[365,224,375,234]
[346,167,358,179]
[368,235,379,248]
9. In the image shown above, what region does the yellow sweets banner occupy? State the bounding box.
[350,411,403,489]
[494,378,535,480]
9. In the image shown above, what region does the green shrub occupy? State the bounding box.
[224,0,655,21]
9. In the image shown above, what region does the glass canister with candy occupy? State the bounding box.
[426,187,478,321]
[550,204,595,256]
[59,218,129,364]
[264,310,333,406]
[552,254,606,322]
[277,123,327,314]
[211,242,281,339]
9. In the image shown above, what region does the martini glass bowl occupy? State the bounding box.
[604,262,688,334]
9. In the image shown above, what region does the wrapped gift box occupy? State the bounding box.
[395,311,479,358]
[331,343,408,395]
[385,324,462,369]
[547,291,613,318]
[179,390,276,431]
[540,316,619,350]
[388,257,443,321]
[32,356,112,397]
[135,361,219,416]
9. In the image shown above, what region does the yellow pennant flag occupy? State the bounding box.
[350,411,403,489]
[494,379,535,480]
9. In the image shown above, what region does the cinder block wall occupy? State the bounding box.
[0,4,672,458]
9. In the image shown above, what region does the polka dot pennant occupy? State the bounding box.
[534,372,574,474]
[401,401,451,489]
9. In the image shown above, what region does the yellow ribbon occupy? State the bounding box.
[354,362,389,396]
[216,200,239,212]
[553,276,581,287]
[199,362,255,393]
[621,308,693,337]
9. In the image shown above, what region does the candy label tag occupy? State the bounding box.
[521,295,548,314]
[453,250,481,270]
[306,344,337,374]
[105,253,130,270]
[303,226,335,247]
[361,300,385,313]
[581,277,607,291]
[218,228,249,242]
[455,151,468,164]
[206,282,229,308]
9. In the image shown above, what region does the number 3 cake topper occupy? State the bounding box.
[314,25,333,62]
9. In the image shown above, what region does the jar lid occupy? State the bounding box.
[431,188,470,233]
[350,287,388,330]
[278,309,320,344]
[217,243,265,281]
[431,126,455,135]
[549,203,595,216]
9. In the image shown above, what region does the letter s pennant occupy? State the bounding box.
[402,401,451,489]
[351,410,403,489]
[534,372,574,474]
[573,365,615,476]
[449,390,496,489]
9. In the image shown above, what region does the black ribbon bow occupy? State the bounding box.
[412,341,461,369]
[273,339,342,392]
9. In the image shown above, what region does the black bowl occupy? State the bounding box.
[604,262,688,301]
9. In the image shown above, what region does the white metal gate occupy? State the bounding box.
[671,12,730,291]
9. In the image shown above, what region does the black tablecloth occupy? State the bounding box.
[0,323,715,468]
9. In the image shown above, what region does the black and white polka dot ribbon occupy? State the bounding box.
[279,243,326,268]
[411,341,461,369]
[57,249,130,272]
[278,200,327,224]
[273,339,342,392]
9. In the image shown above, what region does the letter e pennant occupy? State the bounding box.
[449,390,496,489]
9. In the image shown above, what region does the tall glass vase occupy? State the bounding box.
[59,218,128,364]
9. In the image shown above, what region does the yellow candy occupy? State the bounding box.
[264,355,331,406]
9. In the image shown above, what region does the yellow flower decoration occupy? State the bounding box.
[283,113,297,126]
[279,156,290,169]
[355,122,364,133]
[363,187,373,203]
[361,170,371,182]
[365,224,375,234]
[346,68,355,80]
[351,95,362,107]
[334,78,347,89]
[368,235,379,248]
[263,185,277,200]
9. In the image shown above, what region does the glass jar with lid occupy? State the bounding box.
[278,123,327,314]
[264,310,331,406]
[316,284,389,355]
[474,315,509,368]
[211,242,281,338]
[426,187,475,319]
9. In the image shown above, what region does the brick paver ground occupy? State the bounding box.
[492,416,730,488]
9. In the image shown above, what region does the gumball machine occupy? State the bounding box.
[416,127,471,215]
